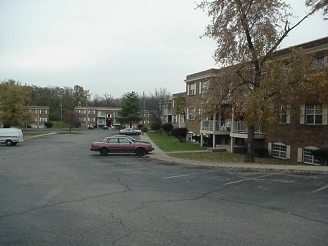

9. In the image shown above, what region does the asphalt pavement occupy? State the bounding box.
[140,133,328,173]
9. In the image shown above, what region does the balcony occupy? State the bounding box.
[200,120,231,135]
[230,121,265,139]
[200,120,265,139]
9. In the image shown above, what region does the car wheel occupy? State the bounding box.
[100,148,109,156]
[135,147,145,156]
[5,140,13,146]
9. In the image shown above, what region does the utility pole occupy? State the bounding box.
[60,103,63,123]
[142,91,145,126]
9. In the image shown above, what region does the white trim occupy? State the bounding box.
[268,142,272,155]
[297,148,303,162]
[300,105,305,124]
[323,108,327,125]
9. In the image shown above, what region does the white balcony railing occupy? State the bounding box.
[201,120,231,131]
[230,121,264,134]
[201,120,264,134]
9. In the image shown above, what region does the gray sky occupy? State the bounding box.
[1,0,327,98]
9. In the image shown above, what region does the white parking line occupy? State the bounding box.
[223,173,276,186]
[163,171,216,180]
[312,184,328,193]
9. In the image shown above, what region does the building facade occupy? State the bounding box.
[74,107,121,128]
[28,106,50,128]
[175,36,328,165]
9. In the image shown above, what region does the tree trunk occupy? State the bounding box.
[245,125,255,162]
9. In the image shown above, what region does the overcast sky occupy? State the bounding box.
[1,0,327,98]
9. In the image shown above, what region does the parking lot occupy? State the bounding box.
[0,129,327,245]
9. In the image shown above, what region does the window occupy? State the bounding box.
[88,110,95,114]
[188,83,196,95]
[312,57,325,69]
[107,138,118,143]
[40,109,47,114]
[278,106,288,124]
[179,115,184,123]
[199,81,208,94]
[306,105,322,125]
[188,109,195,120]
[39,117,47,122]
[272,144,287,159]
[119,138,130,144]
[173,115,177,123]
[303,148,321,165]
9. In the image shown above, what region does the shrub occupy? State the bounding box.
[161,123,173,133]
[254,148,268,158]
[150,122,161,131]
[44,122,53,128]
[311,149,328,166]
[171,127,188,142]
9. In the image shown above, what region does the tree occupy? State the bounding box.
[306,0,328,19]
[173,95,186,121]
[145,88,171,124]
[0,80,33,127]
[117,91,141,127]
[198,0,318,162]
[63,111,81,133]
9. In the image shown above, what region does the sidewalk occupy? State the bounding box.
[140,133,328,173]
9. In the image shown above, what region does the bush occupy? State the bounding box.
[161,123,173,133]
[150,122,161,131]
[141,126,148,132]
[44,122,53,128]
[137,124,143,129]
[254,148,268,158]
[311,149,328,166]
[171,127,188,142]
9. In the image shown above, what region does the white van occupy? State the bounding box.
[0,128,24,146]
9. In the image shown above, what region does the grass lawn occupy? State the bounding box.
[146,132,299,165]
[146,132,207,152]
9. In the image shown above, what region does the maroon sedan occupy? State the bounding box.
[90,136,154,156]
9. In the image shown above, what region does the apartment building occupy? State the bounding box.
[28,106,50,128]
[172,92,186,129]
[74,107,121,128]
[177,36,328,165]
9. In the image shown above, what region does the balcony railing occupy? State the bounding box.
[201,120,231,131]
[201,120,264,134]
[230,121,264,134]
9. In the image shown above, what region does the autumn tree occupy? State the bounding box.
[198,0,321,162]
[117,91,141,127]
[63,111,81,133]
[306,0,328,19]
[145,88,171,124]
[173,95,186,121]
[0,80,33,127]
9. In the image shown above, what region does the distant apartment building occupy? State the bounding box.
[28,106,50,128]
[74,107,121,128]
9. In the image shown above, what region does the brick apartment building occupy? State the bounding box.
[28,106,50,128]
[74,106,153,129]
[74,107,121,128]
[170,36,328,165]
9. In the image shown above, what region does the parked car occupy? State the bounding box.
[102,125,109,130]
[88,124,94,130]
[119,128,141,135]
[90,136,154,156]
